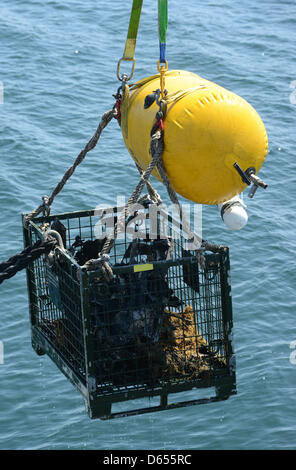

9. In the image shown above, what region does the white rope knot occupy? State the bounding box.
[82,253,113,282]
[98,253,110,263]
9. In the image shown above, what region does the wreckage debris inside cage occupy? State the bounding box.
[23,206,236,419]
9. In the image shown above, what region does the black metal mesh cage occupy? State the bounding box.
[23,206,236,419]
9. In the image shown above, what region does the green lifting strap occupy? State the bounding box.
[123,0,143,60]
[118,0,168,81]
[158,0,168,63]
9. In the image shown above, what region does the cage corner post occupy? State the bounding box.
[22,215,45,357]
[217,246,237,399]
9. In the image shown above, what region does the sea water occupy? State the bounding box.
[0,0,295,450]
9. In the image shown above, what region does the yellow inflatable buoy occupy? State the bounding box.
[121,70,268,205]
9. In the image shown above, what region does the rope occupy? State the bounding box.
[24,109,115,228]
[156,158,206,268]
[135,163,162,205]
[89,128,208,277]
[0,238,57,285]
[1,106,116,285]
[81,130,165,278]
[82,253,114,282]
[15,84,215,285]
[99,130,164,259]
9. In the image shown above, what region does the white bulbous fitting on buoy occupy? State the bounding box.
[218,196,248,231]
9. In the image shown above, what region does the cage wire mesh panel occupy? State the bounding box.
[23,206,236,419]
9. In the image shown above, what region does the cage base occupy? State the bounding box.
[93,392,236,421]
